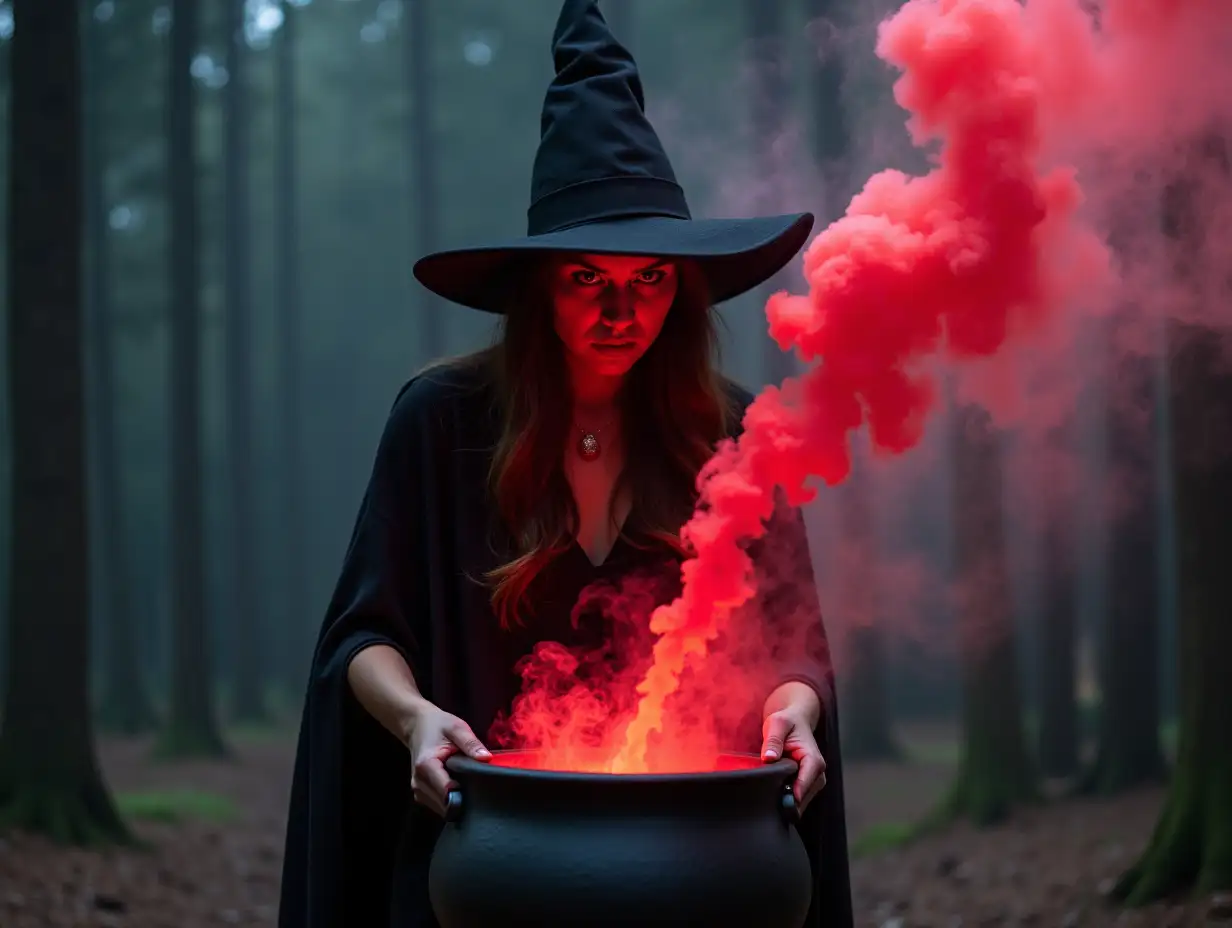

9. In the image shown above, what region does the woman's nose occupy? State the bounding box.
[599,285,636,325]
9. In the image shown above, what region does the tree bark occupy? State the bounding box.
[223,0,266,725]
[0,0,131,844]
[406,0,443,361]
[86,0,157,736]
[156,0,227,758]
[944,403,1036,825]
[1116,325,1232,903]
[745,0,794,386]
[276,3,311,699]
[0,10,9,699]
[805,0,848,194]
[838,445,900,761]
[1082,351,1165,794]
[843,625,900,761]
[1036,511,1078,778]
[1114,132,1232,905]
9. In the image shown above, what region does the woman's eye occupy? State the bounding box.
[571,269,601,286]
[636,269,666,285]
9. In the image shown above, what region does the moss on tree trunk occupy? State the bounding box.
[942,404,1036,825]
[0,741,130,845]
[0,0,130,846]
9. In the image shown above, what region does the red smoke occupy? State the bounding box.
[504,0,1232,773]
[615,0,1104,772]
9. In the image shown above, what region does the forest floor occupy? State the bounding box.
[0,721,1228,928]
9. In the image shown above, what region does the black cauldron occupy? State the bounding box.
[428,749,813,928]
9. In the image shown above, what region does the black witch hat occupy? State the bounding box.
[413,0,814,314]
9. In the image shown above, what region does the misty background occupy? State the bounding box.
[14,9,1232,926]
[6,0,1229,922]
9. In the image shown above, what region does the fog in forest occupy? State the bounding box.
[1,1,1230,925]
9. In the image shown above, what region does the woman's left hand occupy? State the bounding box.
[761,705,827,813]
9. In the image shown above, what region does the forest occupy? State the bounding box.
[1,0,1230,926]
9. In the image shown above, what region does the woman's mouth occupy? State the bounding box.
[593,341,637,353]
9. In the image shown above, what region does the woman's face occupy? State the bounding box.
[549,252,678,379]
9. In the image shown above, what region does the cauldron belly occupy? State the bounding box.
[428,810,812,928]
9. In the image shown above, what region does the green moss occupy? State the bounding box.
[0,788,134,847]
[903,735,961,767]
[850,820,920,858]
[115,789,238,824]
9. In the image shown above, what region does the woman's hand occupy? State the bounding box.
[403,701,491,817]
[761,683,827,814]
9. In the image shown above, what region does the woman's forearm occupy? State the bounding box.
[764,680,822,730]
[347,643,431,743]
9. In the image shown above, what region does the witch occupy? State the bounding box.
[277,1,854,925]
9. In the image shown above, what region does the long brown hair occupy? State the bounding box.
[473,257,738,628]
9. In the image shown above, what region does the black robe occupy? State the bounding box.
[277,360,854,928]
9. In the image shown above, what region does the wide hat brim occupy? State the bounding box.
[413,212,815,313]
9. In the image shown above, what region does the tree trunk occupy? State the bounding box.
[0,16,9,699]
[1082,351,1165,794]
[1114,132,1232,905]
[406,0,443,361]
[276,3,310,698]
[838,445,900,761]
[1116,325,1232,903]
[1036,512,1078,778]
[0,0,131,844]
[805,0,848,206]
[843,625,900,761]
[223,0,266,724]
[944,403,1036,825]
[86,0,157,736]
[817,0,903,744]
[156,0,227,758]
[744,0,793,386]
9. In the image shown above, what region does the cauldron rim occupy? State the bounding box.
[446,750,797,784]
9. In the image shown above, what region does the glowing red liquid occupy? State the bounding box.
[486,750,763,774]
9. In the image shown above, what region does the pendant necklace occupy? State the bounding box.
[575,417,614,462]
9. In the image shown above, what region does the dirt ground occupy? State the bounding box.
[1,723,1228,928]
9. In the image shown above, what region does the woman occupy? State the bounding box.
[278,2,853,926]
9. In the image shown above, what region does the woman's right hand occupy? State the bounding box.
[404,700,492,817]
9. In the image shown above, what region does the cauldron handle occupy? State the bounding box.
[780,783,801,826]
[444,789,464,824]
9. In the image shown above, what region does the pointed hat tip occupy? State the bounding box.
[553,0,609,46]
